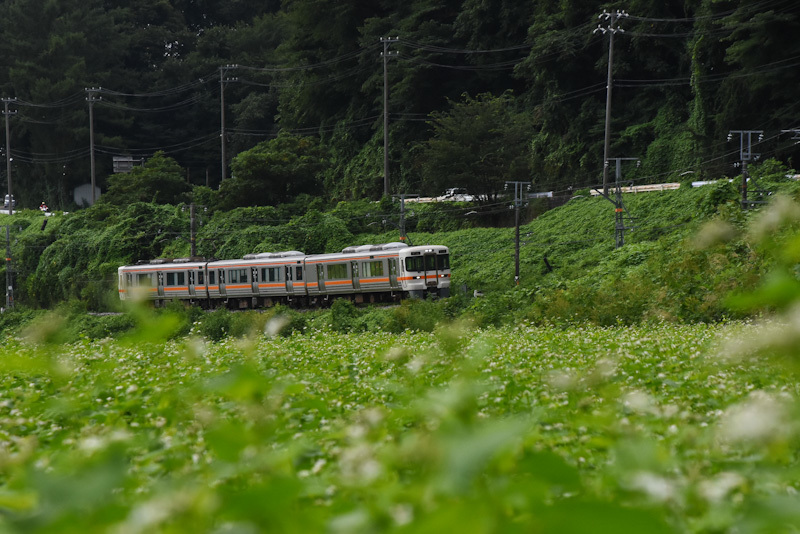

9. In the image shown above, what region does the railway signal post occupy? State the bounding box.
[594,157,639,249]
[728,130,763,210]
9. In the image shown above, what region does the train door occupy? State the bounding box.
[294,264,304,294]
[285,265,294,295]
[218,269,227,297]
[157,271,165,298]
[316,264,326,292]
[351,261,361,290]
[251,267,259,293]
[388,258,400,289]
[424,253,439,288]
[188,270,196,297]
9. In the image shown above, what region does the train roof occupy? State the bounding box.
[118,244,449,272]
[119,258,208,272]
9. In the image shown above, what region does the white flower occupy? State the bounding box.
[629,471,676,502]
[699,472,745,503]
[718,391,790,445]
[622,390,658,415]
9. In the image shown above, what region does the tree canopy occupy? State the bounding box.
[101,152,192,206]
[0,0,795,209]
[418,92,533,199]
[222,134,328,208]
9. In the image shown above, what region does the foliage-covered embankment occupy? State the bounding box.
[429,175,800,326]
[0,164,798,333]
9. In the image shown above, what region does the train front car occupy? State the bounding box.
[398,245,451,299]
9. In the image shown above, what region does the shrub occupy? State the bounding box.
[385,298,446,332]
[330,298,359,333]
[197,308,231,341]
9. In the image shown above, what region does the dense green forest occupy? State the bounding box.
[0,0,798,209]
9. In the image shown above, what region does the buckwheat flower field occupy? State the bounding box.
[0,319,798,533]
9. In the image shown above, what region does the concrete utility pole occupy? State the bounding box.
[85,88,101,204]
[219,65,238,183]
[381,37,399,197]
[1,98,16,215]
[506,181,531,285]
[728,130,763,209]
[594,10,628,196]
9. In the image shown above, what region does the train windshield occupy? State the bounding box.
[405,256,424,272]
[406,252,450,272]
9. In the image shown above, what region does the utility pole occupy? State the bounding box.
[3,225,12,310]
[190,203,197,257]
[183,202,206,257]
[506,181,531,285]
[392,193,418,244]
[219,65,238,183]
[381,37,399,197]
[594,10,628,196]
[728,130,763,209]
[2,98,16,215]
[85,88,101,204]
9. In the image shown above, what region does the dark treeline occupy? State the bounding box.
[0,0,798,210]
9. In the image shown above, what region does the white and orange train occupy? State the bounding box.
[118,242,451,308]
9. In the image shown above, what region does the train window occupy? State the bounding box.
[198,270,204,285]
[219,270,225,283]
[177,272,185,285]
[425,255,436,271]
[405,256,424,272]
[327,263,347,279]
[188,271,194,285]
[437,254,450,270]
[296,266,303,281]
[126,273,133,286]
[229,268,248,283]
[166,272,175,286]
[209,271,215,284]
[362,260,384,277]
[262,267,281,282]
